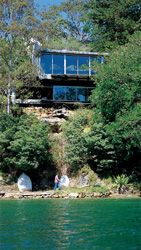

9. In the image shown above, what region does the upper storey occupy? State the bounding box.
[35,49,108,80]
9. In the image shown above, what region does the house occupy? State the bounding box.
[15,49,108,107]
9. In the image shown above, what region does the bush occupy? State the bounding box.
[106,103,141,175]
[79,165,97,186]
[114,174,129,194]
[0,112,51,174]
[62,109,92,172]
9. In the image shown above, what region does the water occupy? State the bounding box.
[0,199,141,250]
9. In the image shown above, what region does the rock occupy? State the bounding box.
[79,174,89,187]
[68,192,79,198]
[78,192,86,198]
[60,175,70,187]
[0,191,5,197]
[4,193,15,199]
[17,173,32,192]
[52,108,69,119]
[41,117,62,132]
[52,194,60,198]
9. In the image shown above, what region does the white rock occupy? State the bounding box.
[17,173,32,192]
[60,175,70,187]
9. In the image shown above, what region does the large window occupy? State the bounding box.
[53,86,92,102]
[53,55,64,74]
[40,53,104,76]
[40,54,52,74]
[53,86,66,100]
[78,56,89,75]
[77,88,87,102]
[66,87,76,101]
[66,55,77,75]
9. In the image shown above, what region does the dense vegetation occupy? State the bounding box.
[0,0,141,184]
[0,113,51,176]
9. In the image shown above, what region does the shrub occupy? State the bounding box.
[62,109,92,172]
[0,112,51,174]
[114,174,129,194]
[79,165,97,186]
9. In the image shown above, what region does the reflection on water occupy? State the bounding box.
[0,199,141,250]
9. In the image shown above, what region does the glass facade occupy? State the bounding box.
[53,86,92,102]
[66,55,77,75]
[53,54,64,74]
[40,54,52,74]
[66,87,76,101]
[53,86,66,100]
[40,53,104,76]
[78,56,89,75]
[77,88,87,102]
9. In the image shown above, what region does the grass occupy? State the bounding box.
[55,185,110,194]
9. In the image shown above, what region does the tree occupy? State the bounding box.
[89,32,141,176]
[106,103,141,175]
[62,109,92,172]
[0,0,41,113]
[0,112,51,174]
[91,32,141,123]
[40,0,90,50]
[87,0,141,50]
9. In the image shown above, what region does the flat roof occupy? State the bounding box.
[38,49,109,56]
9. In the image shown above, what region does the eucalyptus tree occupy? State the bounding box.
[0,0,41,113]
[40,0,91,50]
[86,0,141,51]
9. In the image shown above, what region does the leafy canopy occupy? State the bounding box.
[0,112,51,173]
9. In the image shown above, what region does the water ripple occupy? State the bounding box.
[0,199,141,250]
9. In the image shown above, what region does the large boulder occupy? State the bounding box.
[17,173,32,192]
[60,175,70,187]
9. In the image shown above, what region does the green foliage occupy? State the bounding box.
[62,109,115,173]
[0,0,41,111]
[106,103,141,174]
[62,109,92,172]
[79,165,98,185]
[85,120,116,171]
[91,32,141,123]
[92,185,109,194]
[50,133,67,173]
[0,113,51,173]
[87,0,141,50]
[114,174,129,194]
[40,0,90,50]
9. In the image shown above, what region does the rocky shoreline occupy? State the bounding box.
[0,190,141,200]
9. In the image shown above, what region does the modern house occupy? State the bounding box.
[15,49,108,106]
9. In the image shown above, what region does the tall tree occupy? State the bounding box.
[0,0,41,113]
[87,0,141,51]
[91,31,141,122]
[40,0,90,50]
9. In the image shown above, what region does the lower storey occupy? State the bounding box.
[17,85,93,105]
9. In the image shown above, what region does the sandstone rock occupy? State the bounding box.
[78,192,86,198]
[52,108,69,119]
[4,193,15,199]
[68,192,79,198]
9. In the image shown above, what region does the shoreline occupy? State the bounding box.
[0,190,141,200]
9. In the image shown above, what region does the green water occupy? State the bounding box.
[0,199,141,250]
